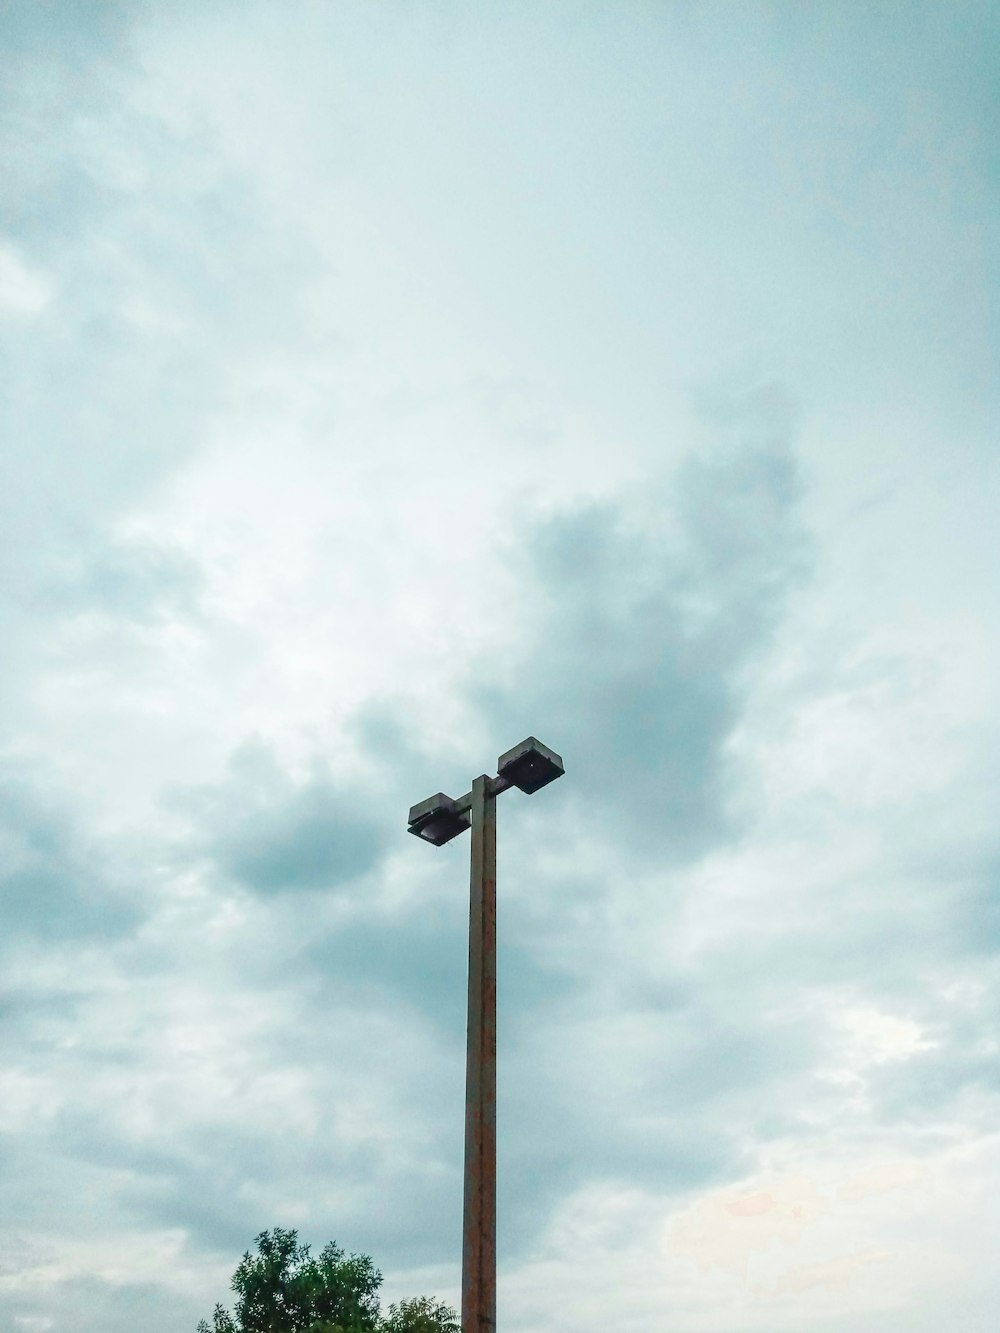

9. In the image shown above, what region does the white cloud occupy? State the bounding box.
[0,240,53,316]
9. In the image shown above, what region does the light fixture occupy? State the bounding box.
[496,736,564,794]
[407,792,472,846]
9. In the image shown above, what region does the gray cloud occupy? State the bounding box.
[468,392,809,862]
[0,761,145,943]
[1,1274,200,1333]
[953,857,1000,957]
[868,1040,1000,1130]
[308,894,581,1045]
[492,978,829,1258]
[176,741,388,895]
[27,536,205,627]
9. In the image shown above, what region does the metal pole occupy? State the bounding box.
[462,774,497,1333]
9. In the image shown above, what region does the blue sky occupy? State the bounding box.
[1,3,998,1330]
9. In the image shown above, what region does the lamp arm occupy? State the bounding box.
[452,773,514,816]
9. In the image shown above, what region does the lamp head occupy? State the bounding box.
[407,792,471,846]
[496,737,564,794]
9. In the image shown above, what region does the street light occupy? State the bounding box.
[407,737,565,1333]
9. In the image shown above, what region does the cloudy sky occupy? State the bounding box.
[1,3,998,1330]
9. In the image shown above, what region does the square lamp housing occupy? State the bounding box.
[407,793,471,846]
[497,737,564,794]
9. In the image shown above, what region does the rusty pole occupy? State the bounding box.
[408,740,563,1333]
[462,773,497,1333]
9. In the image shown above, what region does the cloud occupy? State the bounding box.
[0,760,146,944]
[467,388,810,862]
[32,536,205,624]
[0,240,53,316]
[307,890,583,1045]
[0,5,996,1332]
[176,741,388,895]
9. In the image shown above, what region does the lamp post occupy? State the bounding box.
[407,737,565,1333]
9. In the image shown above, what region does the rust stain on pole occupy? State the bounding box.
[462,773,497,1333]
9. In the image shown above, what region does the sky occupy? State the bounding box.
[1,2,998,1330]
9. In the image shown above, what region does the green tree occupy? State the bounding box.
[197,1229,458,1333]
[380,1297,459,1333]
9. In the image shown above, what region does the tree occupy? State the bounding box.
[380,1297,459,1333]
[197,1229,458,1333]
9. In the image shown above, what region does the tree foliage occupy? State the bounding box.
[197,1229,458,1333]
[380,1297,459,1333]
